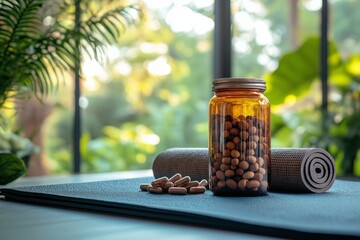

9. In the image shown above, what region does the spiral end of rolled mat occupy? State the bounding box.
[270,148,336,193]
[301,149,336,193]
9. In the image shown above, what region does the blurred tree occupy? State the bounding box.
[47,2,213,173]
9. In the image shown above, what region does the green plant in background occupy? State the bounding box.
[267,36,360,176]
[0,0,141,183]
[80,123,159,173]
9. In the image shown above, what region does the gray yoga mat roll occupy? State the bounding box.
[152,148,336,193]
[152,148,209,182]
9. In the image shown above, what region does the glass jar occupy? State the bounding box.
[209,78,270,196]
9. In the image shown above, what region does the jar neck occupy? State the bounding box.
[213,88,265,97]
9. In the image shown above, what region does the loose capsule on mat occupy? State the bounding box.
[140,183,150,191]
[199,179,208,187]
[162,181,174,193]
[168,173,182,183]
[185,181,200,189]
[140,173,208,195]
[189,186,206,194]
[174,176,191,187]
[148,186,163,194]
[168,187,187,195]
[151,176,168,187]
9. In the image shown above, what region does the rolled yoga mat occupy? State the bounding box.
[152,148,336,193]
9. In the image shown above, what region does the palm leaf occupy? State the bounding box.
[79,4,141,61]
[0,0,142,108]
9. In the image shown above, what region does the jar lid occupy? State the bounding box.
[212,78,266,91]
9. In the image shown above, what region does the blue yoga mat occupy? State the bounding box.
[1,177,359,239]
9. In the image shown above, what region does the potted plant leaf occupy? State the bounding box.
[0,0,142,184]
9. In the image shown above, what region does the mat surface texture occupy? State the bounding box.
[1,177,359,239]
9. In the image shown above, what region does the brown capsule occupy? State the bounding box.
[235,168,244,176]
[247,141,257,150]
[238,120,248,130]
[239,160,249,170]
[247,180,260,189]
[233,136,240,144]
[199,179,208,187]
[253,173,264,181]
[220,163,230,171]
[240,131,249,140]
[217,180,225,188]
[140,183,150,191]
[151,176,169,187]
[226,142,236,150]
[257,157,264,167]
[148,186,163,194]
[168,173,182,183]
[213,161,220,170]
[246,156,257,163]
[226,179,237,190]
[258,167,266,175]
[248,126,257,134]
[216,170,225,181]
[238,141,247,151]
[224,169,235,178]
[189,186,206,194]
[249,162,259,172]
[238,115,246,120]
[225,121,233,130]
[162,181,175,192]
[230,128,239,136]
[249,135,260,142]
[238,179,248,190]
[230,165,238,170]
[185,181,200,189]
[222,157,231,164]
[246,149,255,156]
[231,157,240,166]
[174,176,191,187]
[215,153,222,161]
[243,171,255,179]
[231,150,240,158]
[210,176,218,187]
[168,187,187,195]
[232,119,240,127]
[223,149,231,157]
[224,130,230,138]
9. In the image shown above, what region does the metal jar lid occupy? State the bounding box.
[212,78,266,91]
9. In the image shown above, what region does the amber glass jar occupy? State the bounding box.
[209,78,270,196]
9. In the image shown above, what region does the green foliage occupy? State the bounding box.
[0,132,39,158]
[0,0,141,179]
[0,0,141,108]
[265,37,341,105]
[80,123,158,172]
[268,36,360,175]
[46,5,212,173]
[0,0,76,105]
[0,153,26,184]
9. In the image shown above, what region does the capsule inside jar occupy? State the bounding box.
[209,78,270,196]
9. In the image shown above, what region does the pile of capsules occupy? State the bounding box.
[140,173,208,195]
